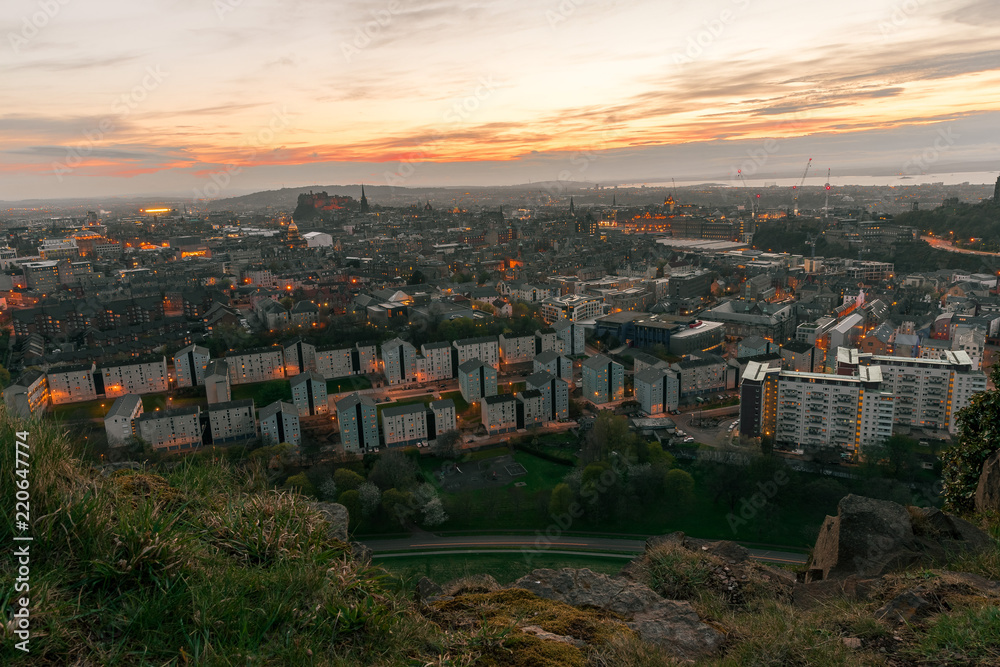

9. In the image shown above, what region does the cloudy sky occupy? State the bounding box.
[2,0,999,200]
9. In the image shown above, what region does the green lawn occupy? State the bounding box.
[327,375,372,394]
[440,391,469,413]
[50,399,108,421]
[231,379,292,405]
[374,553,627,588]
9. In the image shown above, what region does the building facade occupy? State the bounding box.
[581,354,624,404]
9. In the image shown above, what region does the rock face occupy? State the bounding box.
[975,451,1000,513]
[510,568,724,660]
[309,501,350,543]
[807,495,992,581]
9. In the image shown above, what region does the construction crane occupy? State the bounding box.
[823,168,832,218]
[791,158,812,216]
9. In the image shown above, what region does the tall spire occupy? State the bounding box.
[569,197,575,215]
[359,184,369,213]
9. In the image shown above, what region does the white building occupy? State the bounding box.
[533,351,573,383]
[517,389,546,427]
[382,338,418,385]
[104,394,144,446]
[499,334,536,365]
[457,359,497,403]
[482,394,518,434]
[205,360,232,404]
[429,398,457,438]
[552,320,586,355]
[46,363,97,404]
[260,401,301,446]
[174,344,211,387]
[208,399,257,443]
[100,356,169,397]
[137,405,202,451]
[541,295,604,325]
[382,403,429,448]
[417,341,454,382]
[225,346,285,384]
[315,342,377,379]
[581,354,624,404]
[336,393,379,452]
[302,231,333,247]
[290,371,328,416]
[453,336,500,369]
[525,371,570,421]
[634,367,680,416]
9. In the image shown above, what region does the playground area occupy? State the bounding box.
[434,454,527,493]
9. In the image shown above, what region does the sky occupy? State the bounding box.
[2,0,1000,201]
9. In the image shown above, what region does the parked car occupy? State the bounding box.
[683,437,695,443]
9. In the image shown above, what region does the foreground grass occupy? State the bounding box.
[374,553,627,588]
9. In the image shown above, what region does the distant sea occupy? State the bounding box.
[621,171,999,189]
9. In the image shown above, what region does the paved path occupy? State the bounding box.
[362,533,809,566]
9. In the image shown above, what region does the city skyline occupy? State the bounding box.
[2,0,1000,200]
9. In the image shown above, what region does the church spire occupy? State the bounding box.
[569,197,575,215]
[360,184,369,213]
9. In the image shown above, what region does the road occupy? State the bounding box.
[922,235,1000,257]
[362,534,809,566]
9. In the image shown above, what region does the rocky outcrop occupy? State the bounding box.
[510,568,724,660]
[807,495,993,581]
[975,451,1000,513]
[309,501,349,543]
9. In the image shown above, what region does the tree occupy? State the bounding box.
[422,497,448,527]
[357,482,382,517]
[407,270,426,285]
[382,488,415,525]
[433,429,462,459]
[338,489,361,525]
[285,472,317,497]
[943,363,1000,513]
[663,468,695,510]
[334,468,365,492]
[319,476,338,501]
[368,449,419,491]
[0,362,11,388]
[549,482,574,517]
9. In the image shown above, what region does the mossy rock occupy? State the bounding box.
[108,469,185,507]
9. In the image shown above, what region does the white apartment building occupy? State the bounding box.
[499,334,536,365]
[417,341,454,382]
[382,338,418,385]
[482,394,518,434]
[104,394,144,446]
[429,398,457,438]
[525,371,570,421]
[205,360,232,404]
[453,336,500,369]
[314,343,377,379]
[457,359,497,403]
[552,320,586,355]
[225,346,285,384]
[260,401,301,446]
[174,344,211,387]
[336,393,379,452]
[46,363,97,404]
[581,354,625,404]
[100,356,169,397]
[137,405,202,451]
[382,403,429,448]
[208,399,257,443]
[290,371,329,416]
[541,295,604,325]
[533,351,573,383]
[634,367,680,416]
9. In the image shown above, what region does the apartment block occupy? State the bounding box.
[315,342,377,379]
[533,350,573,383]
[581,354,624,404]
[482,394,518,434]
[859,351,987,433]
[417,341,454,382]
[457,359,498,403]
[204,360,232,404]
[525,371,570,421]
[46,363,97,404]
[517,389,546,428]
[337,392,379,452]
[541,295,604,325]
[225,346,285,384]
[740,361,894,453]
[283,338,316,376]
[260,401,301,447]
[208,399,257,443]
[552,320,586,355]
[382,403,429,448]
[634,367,680,416]
[428,398,457,438]
[382,338,418,385]
[2,370,49,419]
[137,405,202,451]
[452,336,500,369]
[534,328,564,355]
[499,334,536,365]
[104,394,144,447]
[99,356,169,397]
[174,344,211,387]
[290,371,328,416]
[670,354,727,398]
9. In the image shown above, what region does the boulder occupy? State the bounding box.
[975,451,1000,513]
[309,501,349,543]
[806,495,992,581]
[416,576,444,602]
[350,541,372,565]
[875,590,935,624]
[510,568,724,660]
